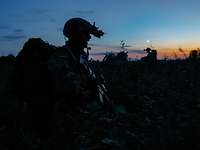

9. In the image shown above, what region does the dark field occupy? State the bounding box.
[0,56,200,149]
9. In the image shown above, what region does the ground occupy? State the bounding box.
[0,56,200,149]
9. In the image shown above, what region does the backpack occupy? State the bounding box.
[15,38,56,98]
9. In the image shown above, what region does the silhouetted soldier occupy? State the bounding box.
[141,47,157,63]
[47,17,109,148]
[15,18,112,148]
[48,18,105,108]
[189,50,199,60]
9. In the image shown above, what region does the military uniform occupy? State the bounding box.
[48,45,98,111]
[47,44,100,148]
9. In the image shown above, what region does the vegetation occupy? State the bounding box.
[0,53,200,149]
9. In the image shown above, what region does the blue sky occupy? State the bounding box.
[1,0,200,58]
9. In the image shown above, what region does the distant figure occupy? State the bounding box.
[189,50,200,60]
[141,47,157,63]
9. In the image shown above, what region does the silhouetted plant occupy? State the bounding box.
[103,51,128,63]
[178,48,187,59]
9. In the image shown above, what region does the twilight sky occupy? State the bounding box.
[1,0,200,59]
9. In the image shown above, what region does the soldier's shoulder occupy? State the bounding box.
[50,46,70,58]
[48,46,72,68]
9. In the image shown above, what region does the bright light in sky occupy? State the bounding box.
[0,0,200,59]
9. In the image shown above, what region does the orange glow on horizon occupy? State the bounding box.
[90,44,200,60]
[128,48,191,60]
[91,49,196,60]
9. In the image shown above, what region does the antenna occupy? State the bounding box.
[120,40,126,49]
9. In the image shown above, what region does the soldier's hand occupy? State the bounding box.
[76,86,93,100]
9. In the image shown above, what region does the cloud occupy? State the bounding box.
[31,9,50,15]
[128,49,145,54]
[89,43,120,49]
[88,43,145,55]
[76,10,95,14]
[13,29,24,33]
[90,49,145,56]
[18,9,56,23]
[0,28,27,41]
[1,35,27,41]
[49,18,56,23]
[123,45,132,48]
[0,25,10,30]
[90,52,107,56]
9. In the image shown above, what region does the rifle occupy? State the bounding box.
[80,47,114,108]
[66,46,114,109]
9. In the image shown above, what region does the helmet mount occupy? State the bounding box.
[63,18,104,39]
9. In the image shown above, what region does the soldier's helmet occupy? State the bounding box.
[144,47,151,53]
[63,18,104,38]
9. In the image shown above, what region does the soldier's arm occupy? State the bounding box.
[48,51,94,99]
[48,52,82,96]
